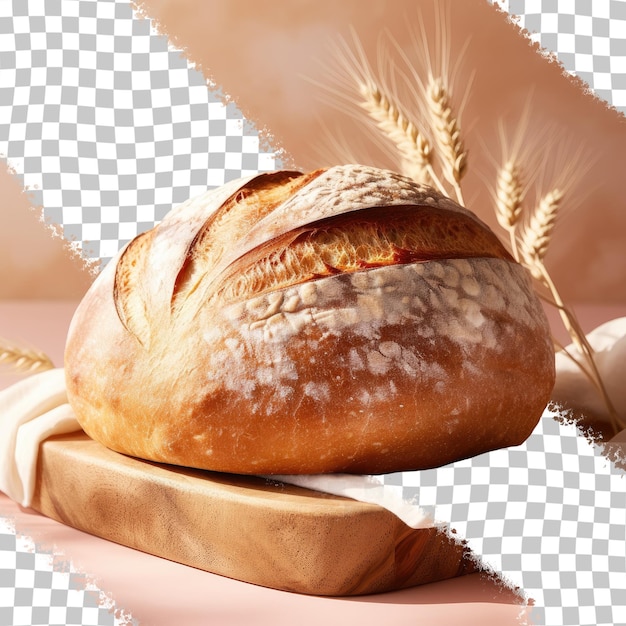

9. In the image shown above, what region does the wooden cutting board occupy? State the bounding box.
[30,432,476,596]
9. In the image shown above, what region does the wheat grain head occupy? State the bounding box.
[357,81,433,184]
[519,188,564,278]
[0,339,55,375]
[425,75,468,188]
[495,159,524,230]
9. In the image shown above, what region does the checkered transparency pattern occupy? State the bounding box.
[0,0,280,269]
[381,409,626,626]
[495,0,626,113]
[1,2,626,626]
[0,518,135,626]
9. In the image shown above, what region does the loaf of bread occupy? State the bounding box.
[64,164,555,475]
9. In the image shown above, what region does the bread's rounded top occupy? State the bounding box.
[114,164,512,347]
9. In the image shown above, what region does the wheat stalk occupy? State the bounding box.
[504,188,625,435]
[358,81,446,192]
[535,262,623,435]
[490,122,623,433]
[0,338,55,375]
[425,75,467,205]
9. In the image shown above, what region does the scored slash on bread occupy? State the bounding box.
[64,164,555,475]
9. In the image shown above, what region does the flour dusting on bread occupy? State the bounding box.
[65,165,555,475]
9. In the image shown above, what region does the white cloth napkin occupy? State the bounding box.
[265,474,431,528]
[0,368,81,507]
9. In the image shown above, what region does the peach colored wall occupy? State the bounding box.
[0,164,92,299]
[1,0,624,303]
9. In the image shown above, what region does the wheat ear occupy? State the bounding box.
[0,338,55,374]
[494,160,525,261]
[358,81,445,191]
[513,190,624,435]
[518,189,563,275]
[425,75,467,205]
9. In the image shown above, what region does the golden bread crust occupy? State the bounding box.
[65,165,555,474]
